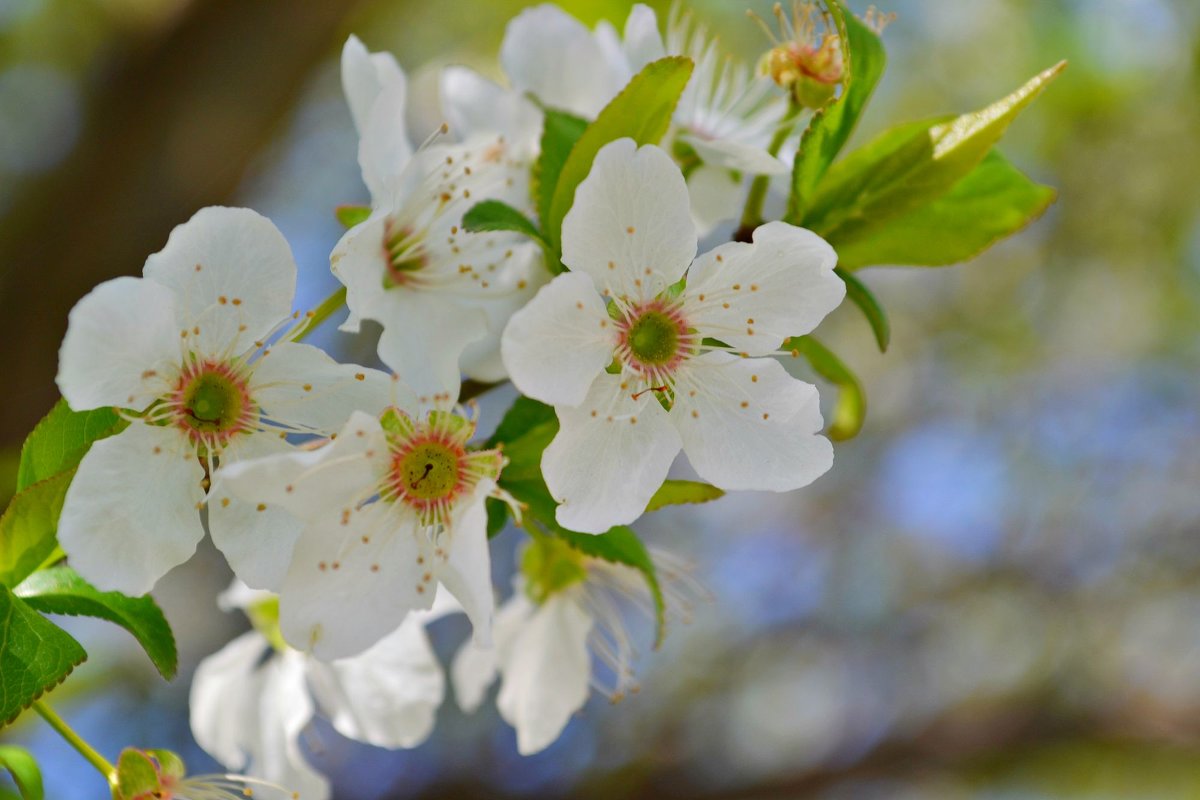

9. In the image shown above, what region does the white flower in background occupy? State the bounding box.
[56,206,392,596]
[500,4,789,233]
[216,404,512,660]
[501,139,844,533]
[334,36,544,399]
[190,582,448,800]
[452,540,701,755]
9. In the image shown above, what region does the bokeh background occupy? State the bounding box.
[2,0,1199,797]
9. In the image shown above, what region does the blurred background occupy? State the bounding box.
[2,0,1199,797]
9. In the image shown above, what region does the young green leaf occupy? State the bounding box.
[545,56,693,252]
[0,747,43,800]
[17,399,124,492]
[0,470,74,589]
[0,586,86,727]
[335,204,372,229]
[115,749,161,800]
[786,335,866,440]
[535,108,589,232]
[789,1,887,222]
[461,200,549,250]
[804,61,1066,244]
[485,497,510,540]
[645,480,724,513]
[836,267,890,351]
[16,567,177,680]
[834,150,1057,269]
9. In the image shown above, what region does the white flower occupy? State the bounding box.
[56,206,392,595]
[452,541,701,755]
[334,37,544,398]
[190,583,448,800]
[216,404,510,660]
[501,139,844,533]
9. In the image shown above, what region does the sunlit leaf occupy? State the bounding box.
[334,204,371,229]
[646,480,724,513]
[17,400,124,492]
[461,200,549,250]
[0,746,43,800]
[785,335,866,440]
[0,471,74,589]
[0,586,86,727]
[836,267,890,351]
[534,108,588,233]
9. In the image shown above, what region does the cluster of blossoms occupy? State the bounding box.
[52,3,849,796]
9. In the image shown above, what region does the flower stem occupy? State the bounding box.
[291,286,348,342]
[32,701,117,789]
[735,100,802,243]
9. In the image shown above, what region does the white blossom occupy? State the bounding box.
[501,139,844,533]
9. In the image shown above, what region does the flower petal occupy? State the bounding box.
[451,591,534,713]
[686,165,744,237]
[143,207,297,357]
[497,592,593,755]
[341,34,407,137]
[57,276,180,411]
[561,139,697,301]
[500,4,623,118]
[307,614,444,749]
[500,272,614,407]
[375,292,488,401]
[58,423,205,595]
[682,134,789,175]
[279,501,430,660]
[542,373,680,533]
[208,432,303,591]
[256,651,328,800]
[251,342,396,435]
[330,212,389,334]
[623,4,665,70]
[359,79,414,207]
[684,221,843,356]
[189,630,272,772]
[672,351,833,491]
[433,479,496,645]
[440,66,541,153]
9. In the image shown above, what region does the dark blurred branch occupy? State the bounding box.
[0,0,368,445]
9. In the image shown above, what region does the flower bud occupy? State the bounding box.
[750,2,843,108]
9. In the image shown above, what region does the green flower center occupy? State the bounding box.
[627,310,681,366]
[396,441,461,501]
[181,369,247,433]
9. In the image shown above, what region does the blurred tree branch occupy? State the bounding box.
[0,0,368,445]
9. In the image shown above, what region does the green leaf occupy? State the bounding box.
[789,1,886,222]
[0,471,74,589]
[0,747,43,800]
[335,204,371,229]
[786,336,866,440]
[0,585,86,727]
[16,567,177,680]
[645,480,724,513]
[461,200,549,250]
[545,56,693,252]
[836,267,890,351]
[17,400,124,492]
[804,61,1066,244]
[115,749,160,800]
[834,150,1057,269]
[485,497,509,540]
[535,108,589,233]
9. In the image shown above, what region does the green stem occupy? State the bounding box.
[735,100,802,242]
[32,701,117,789]
[291,286,348,342]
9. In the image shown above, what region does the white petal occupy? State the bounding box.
[684,221,843,356]
[542,373,680,533]
[208,432,302,591]
[451,592,534,713]
[189,630,272,771]
[217,578,274,613]
[683,135,790,175]
[330,212,389,334]
[143,207,297,357]
[59,423,205,595]
[216,410,389,522]
[686,164,744,237]
[672,351,833,491]
[279,501,430,660]
[251,342,395,434]
[623,4,665,70]
[500,4,622,118]
[497,592,593,755]
[57,276,180,411]
[433,479,496,645]
[500,272,614,407]
[256,651,328,800]
[440,66,541,153]
[358,80,414,206]
[375,292,488,400]
[307,614,444,749]
[561,139,697,300]
[458,244,549,383]
[341,34,407,136]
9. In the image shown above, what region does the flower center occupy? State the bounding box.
[617,302,692,382]
[172,360,253,448]
[395,440,462,502]
[382,219,427,288]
